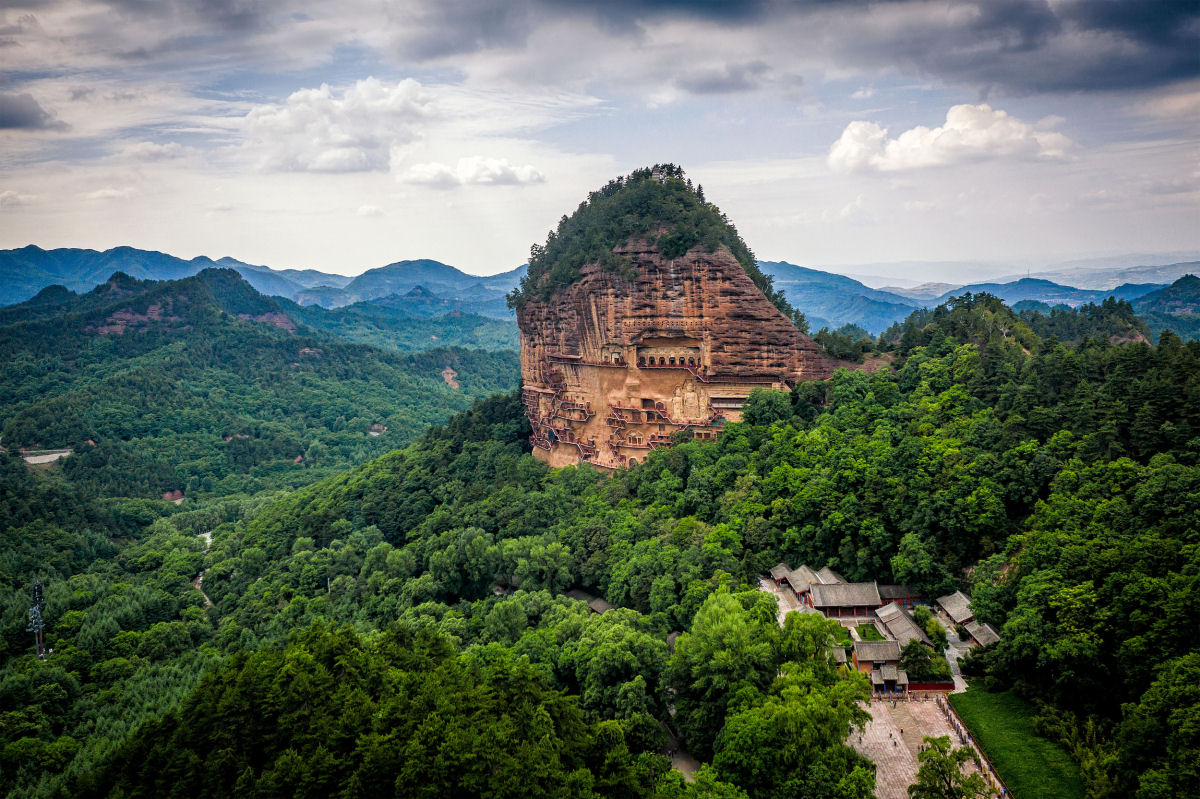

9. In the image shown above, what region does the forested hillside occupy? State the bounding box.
[1,292,1196,798]
[0,269,519,498]
[1133,274,1200,342]
[284,299,518,351]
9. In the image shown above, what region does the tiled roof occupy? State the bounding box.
[937,590,974,624]
[588,597,614,614]
[811,582,882,608]
[817,566,845,584]
[770,563,791,580]
[854,640,901,662]
[875,602,932,647]
[787,565,820,594]
[966,620,1000,646]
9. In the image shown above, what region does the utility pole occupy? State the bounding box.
[28,581,46,661]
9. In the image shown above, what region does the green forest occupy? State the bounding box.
[1,282,1197,797]
[0,269,519,498]
[285,299,519,353]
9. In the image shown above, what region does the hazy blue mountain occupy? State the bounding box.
[758,260,920,333]
[0,247,522,314]
[319,260,518,317]
[273,267,354,288]
[1019,260,1200,290]
[343,259,485,298]
[478,264,527,292]
[0,245,196,304]
[0,245,334,305]
[0,266,520,351]
[212,258,308,298]
[294,285,355,307]
[880,282,958,301]
[931,277,1163,306]
[1132,275,1200,341]
[5,246,1179,335]
[755,261,1169,335]
[1134,274,1200,315]
[366,286,513,319]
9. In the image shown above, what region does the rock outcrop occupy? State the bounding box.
[518,239,831,468]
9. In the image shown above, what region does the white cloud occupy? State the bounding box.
[0,190,32,208]
[838,193,866,220]
[245,78,431,173]
[1134,86,1200,119]
[828,104,1075,173]
[401,156,546,188]
[851,86,874,100]
[356,204,383,217]
[121,141,186,161]
[84,187,133,200]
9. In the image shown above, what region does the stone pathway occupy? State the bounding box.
[662,729,701,782]
[945,639,971,692]
[757,577,811,625]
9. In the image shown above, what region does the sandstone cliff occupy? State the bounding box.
[518,238,831,469]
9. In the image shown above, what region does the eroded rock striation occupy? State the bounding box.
[518,238,831,469]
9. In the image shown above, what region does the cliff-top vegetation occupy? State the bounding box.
[508,165,804,328]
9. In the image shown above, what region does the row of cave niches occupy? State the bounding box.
[521,386,723,469]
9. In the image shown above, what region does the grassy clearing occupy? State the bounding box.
[856,623,885,641]
[949,685,1086,799]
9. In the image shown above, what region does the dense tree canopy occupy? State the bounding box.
[1,290,1198,798]
[508,166,800,325]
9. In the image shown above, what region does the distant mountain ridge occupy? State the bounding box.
[1007,260,1200,290]
[0,246,525,319]
[929,277,1162,306]
[2,245,1191,336]
[0,268,520,353]
[294,260,526,315]
[1134,274,1200,315]
[1131,274,1200,341]
[756,260,917,332]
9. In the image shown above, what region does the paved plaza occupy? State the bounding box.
[852,694,998,799]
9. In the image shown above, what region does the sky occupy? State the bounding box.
[0,0,1198,280]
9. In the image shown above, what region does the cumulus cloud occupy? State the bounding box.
[401,156,546,188]
[0,92,68,130]
[356,204,383,217]
[828,104,1074,173]
[245,78,430,173]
